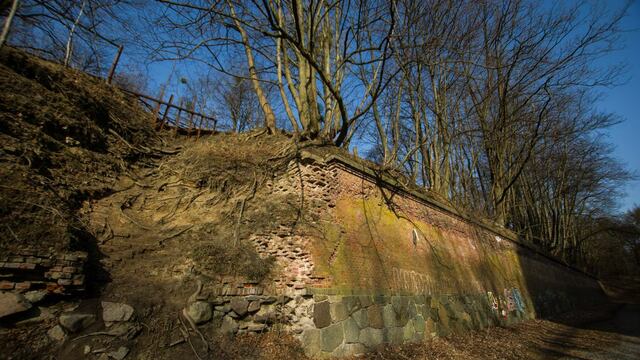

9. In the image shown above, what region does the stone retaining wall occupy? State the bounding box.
[302,291,530,357]
[252,150,607,358]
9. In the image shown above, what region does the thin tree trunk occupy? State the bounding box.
[0,0,19,49]
[64,0,86,67]
[228,1,277,133]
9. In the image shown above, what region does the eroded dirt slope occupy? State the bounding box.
[0,47,156,253]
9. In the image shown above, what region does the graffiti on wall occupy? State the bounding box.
[487,287,525,316]
[487,291,499,313]
[512,287,525,312]
[391,267,433,293]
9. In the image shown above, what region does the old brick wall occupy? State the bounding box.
[0,250,87,294]
[268,150,607,358]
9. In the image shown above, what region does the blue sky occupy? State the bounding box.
[115,0,640,213]
[599,0,640,212]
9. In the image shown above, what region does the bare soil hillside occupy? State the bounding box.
[0,47,156,254]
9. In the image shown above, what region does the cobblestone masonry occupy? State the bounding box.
[0,250,87,294]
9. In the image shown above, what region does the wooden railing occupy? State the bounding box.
[15,44,220,139]
[123,89,218,139]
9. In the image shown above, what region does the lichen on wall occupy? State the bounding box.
[207,150,606,358]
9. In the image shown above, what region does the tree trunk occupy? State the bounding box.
[0,0,19,49]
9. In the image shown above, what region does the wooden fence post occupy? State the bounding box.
[106,45,124,84]
[186,96,197,136]
[195,115,204,141]
[159,94,174,130]
[173,99,184,137]
[152,88,165,125]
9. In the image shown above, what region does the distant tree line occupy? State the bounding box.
[2,0,636,275]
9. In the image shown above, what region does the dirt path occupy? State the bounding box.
[554,304,640,360]
[359,304,640,360]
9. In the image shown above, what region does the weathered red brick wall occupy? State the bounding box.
[0,250,87,294]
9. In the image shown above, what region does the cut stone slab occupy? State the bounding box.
[351,309,368,328]
[230,298,249,317]
[382,304,398,327]
[59,313,96,332]
[301,329,322,357]
[414,314,426,334]
[107,346,129,360]
[0,292,32,318]
[186,301,212,324]
[403,319,417,341]
[102,302,134,322]
[385,327,404,344]
[313,301,331,328]
[367,305,384,329]
[330,302,348,322]
[359,328,384,348]
[47,325,66,342]
[321,323,344,352]
[342,317,360,343]
[342,297,361,315]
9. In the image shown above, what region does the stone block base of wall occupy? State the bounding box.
[301,292,532,358]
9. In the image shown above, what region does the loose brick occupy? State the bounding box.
[47,283,63,293]
[57,279,72,286]
[25,256,41,264]
[0,281,15,290]
[63,254,78,262]
[18,263,36,270]
[15,282,31,291]
[40,259,53,267]
[9,257,24,263]
[62,266,76,274]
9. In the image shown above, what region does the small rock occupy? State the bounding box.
[102,302,134,322]
[15,306,55,326]
[47,325,66,341]
[83,345,91,355]
[230,298,249,317]
[24,290,47,304]
[210,297,226,306]
[247,301,261,313]
[246,323,267,332]
[186,301,212,324]
[0,292,32,318]
[260,296,277,304]
[107,346,129,360]
[220,316,238,334]
[59,313,96,332]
